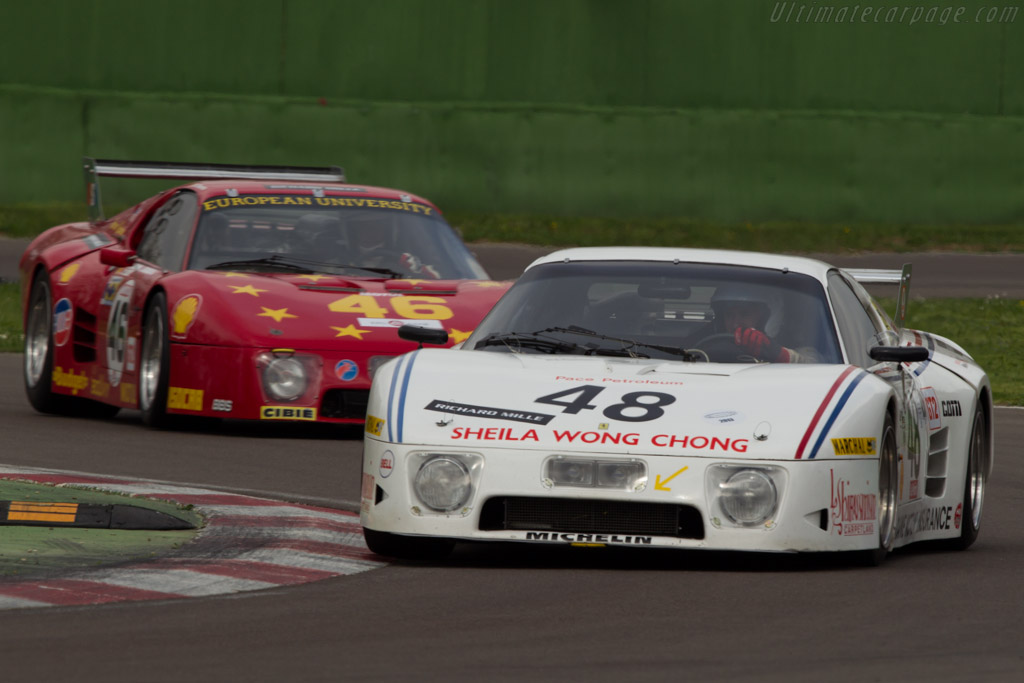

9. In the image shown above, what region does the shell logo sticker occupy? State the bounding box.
[53,298,73,347]
[171,294,202,339]
[335,359,359,381]
[58,263,80,283]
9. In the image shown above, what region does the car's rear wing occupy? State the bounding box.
[847,264,912,330]
[83,157,346,222]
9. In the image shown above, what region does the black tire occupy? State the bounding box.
[139,292,173,428]
[945,402,986,551]
[856,413,898,567]
[363,528,455,561]
[24,273,120,419]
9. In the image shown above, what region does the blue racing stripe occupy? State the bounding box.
[386,355,406,442]
[396,350,420,443]
[807,369,869,459]
[913,334,935,377]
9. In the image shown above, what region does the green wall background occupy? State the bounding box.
[2,0,1022,223]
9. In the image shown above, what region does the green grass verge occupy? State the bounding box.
[1,280,1018,404]
[4,202,1024,253]
[447,212,1024,253]
[890,296,1024,406]
[0,478,203,577]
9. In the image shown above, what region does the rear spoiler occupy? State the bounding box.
[847,264,912,331]
[82,157,346,222]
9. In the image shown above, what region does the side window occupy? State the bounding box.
[135,191,198,271]
[827,271,882,367]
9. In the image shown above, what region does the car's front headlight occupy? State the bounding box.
[707,465,785,528]
[414,456,472,512]
[257,351,310,401]
[406,452,484,514]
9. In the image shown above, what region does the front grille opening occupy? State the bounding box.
[320,389,369,419]
[479,496,704,540]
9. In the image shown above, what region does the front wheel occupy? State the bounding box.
[139,292,172,428]
[363,528,455,561]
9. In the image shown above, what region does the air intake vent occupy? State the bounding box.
[320,389,369,419]
[479,497,704,539]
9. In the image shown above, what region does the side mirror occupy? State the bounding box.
[99,246,136,268]
[398,324,449,348]
[869,346,929,363]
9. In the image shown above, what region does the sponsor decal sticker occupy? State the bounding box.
[58,263,80,284]
[831,437,877,456]
[379,449,394,478]
[120,382,137,404]
[167,387,204,411]
[357,318,445,330]
[52,366,88,394]
[53,298,73,347]
[335,359,359,382]
[361,472,374,513]
[202,195,432,215]
[89,376,110,399]
[941,399,962,417]
[895,505,956,540]
[922,387,942,430]
[260,406,317,421]
[101,274,124,306]
[365,414,386,436]
[171,294,202,339]
[212,399,233,412]
[427,399,555,425]
[830,469,876,536]
[525,532,653,545]
[704,410,743,425]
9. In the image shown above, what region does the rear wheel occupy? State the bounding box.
[945,402,986,550]
[24,273,119,418]
[857,413,898,566]
[139,292,172,428]
[363,528,455,561]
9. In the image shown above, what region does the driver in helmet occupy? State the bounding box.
[710,286,813,363]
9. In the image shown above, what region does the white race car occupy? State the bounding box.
[360,247,992,565]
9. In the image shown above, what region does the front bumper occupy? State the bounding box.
[360,439,882,553]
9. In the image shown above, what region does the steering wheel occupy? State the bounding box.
[692,332,748,363]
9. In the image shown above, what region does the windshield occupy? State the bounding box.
[466,260,843,363]
[186,199,489,280]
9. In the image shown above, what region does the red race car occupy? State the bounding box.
[20,158,511,427]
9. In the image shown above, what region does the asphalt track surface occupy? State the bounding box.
[1,240,1023,681]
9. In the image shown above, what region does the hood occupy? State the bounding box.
[160,271,510,350]
[370,350,892,461]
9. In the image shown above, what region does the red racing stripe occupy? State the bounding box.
[794,366,856,459]
[0,579,180,605]
[142,558,337,584]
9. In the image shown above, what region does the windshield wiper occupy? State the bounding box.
[205,255,402,278]
[474,331,585,355]
[542,325,699,361]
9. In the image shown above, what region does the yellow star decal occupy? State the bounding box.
[331,325,370,339]
[473,281,508,288]
[222,271,250,278]
[397,279,428,286]
[297,274,329,282]
[229,284,267,297]
[449,328,473,344]
[258,307,298,322]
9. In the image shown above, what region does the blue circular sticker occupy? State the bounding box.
[335,359,359,382]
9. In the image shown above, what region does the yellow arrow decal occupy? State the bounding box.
[654,466,689,491]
